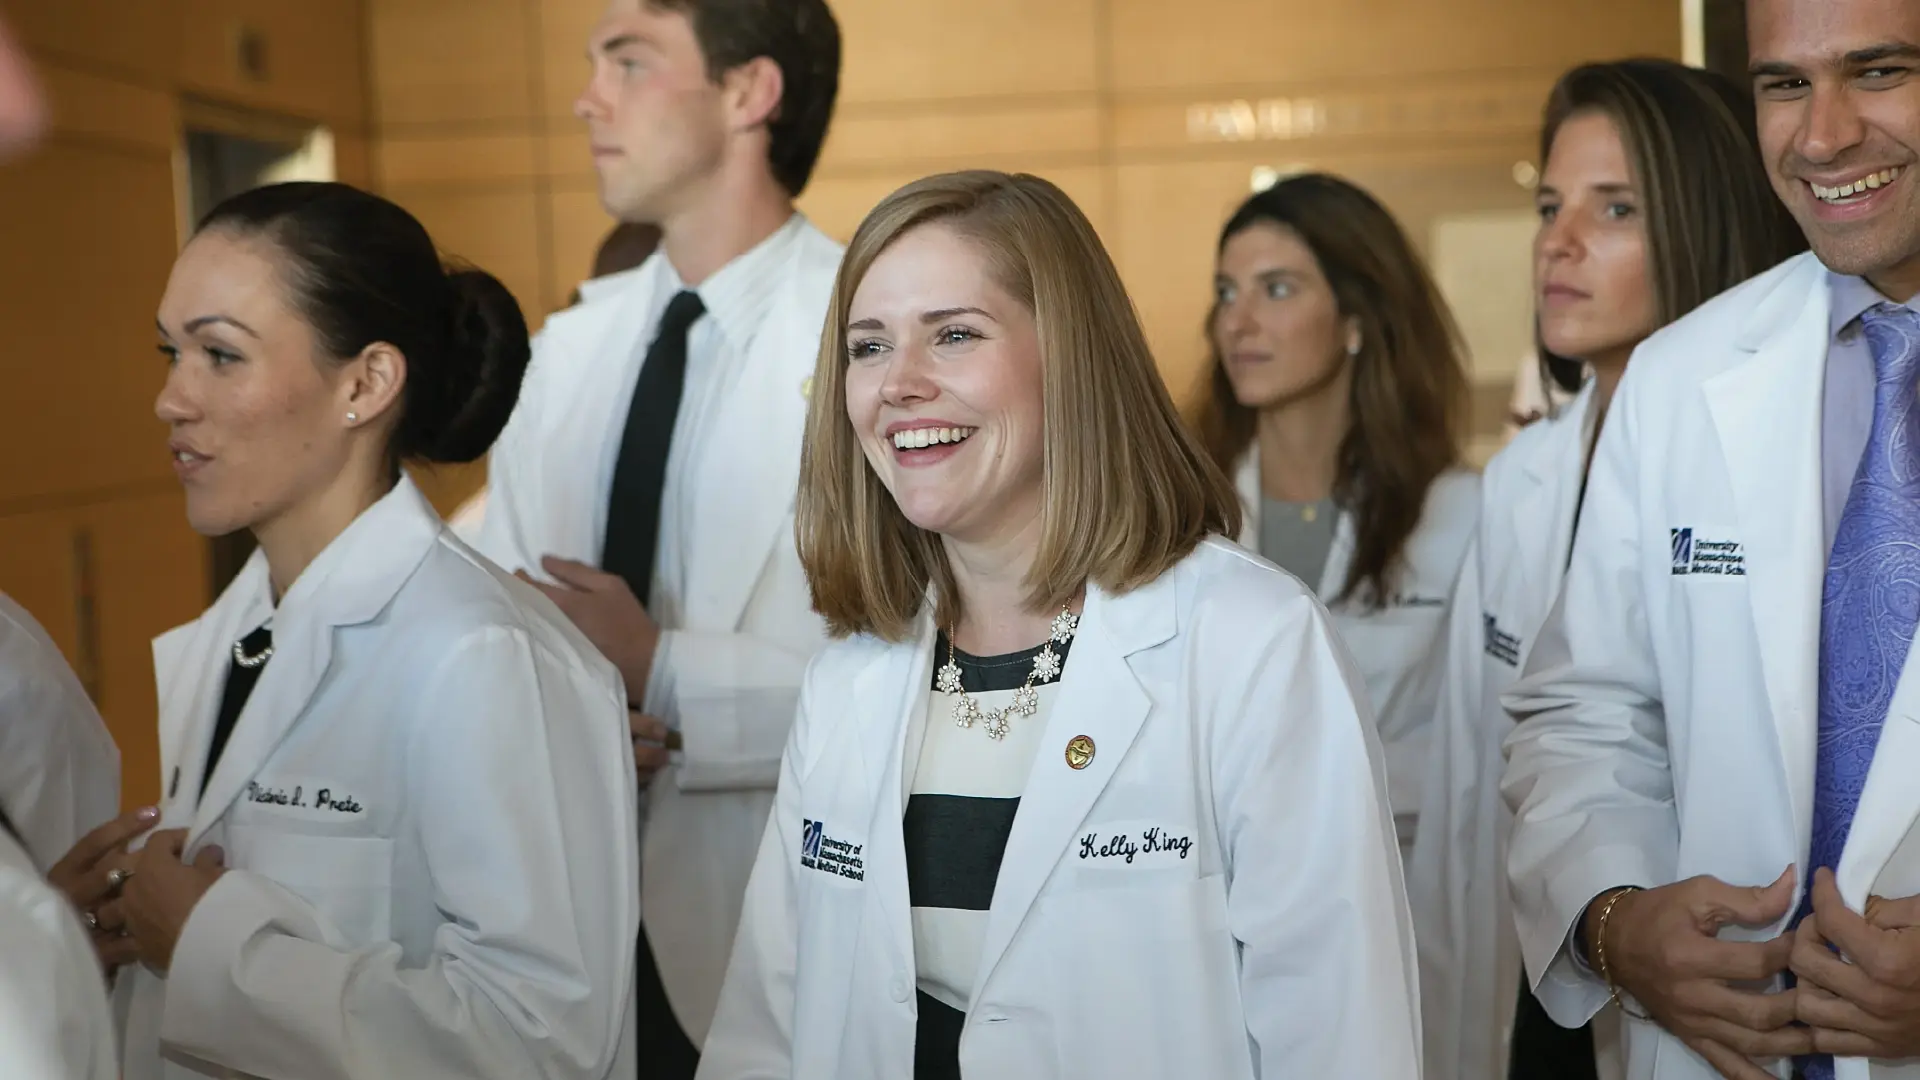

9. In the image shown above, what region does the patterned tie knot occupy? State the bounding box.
[1860,301,1920,391]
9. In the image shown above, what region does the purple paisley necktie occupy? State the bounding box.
[1798,302,1920,1080]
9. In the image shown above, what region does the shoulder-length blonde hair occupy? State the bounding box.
[798,170,1241,642]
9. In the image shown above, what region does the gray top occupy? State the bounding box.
[1258,496,1339,594]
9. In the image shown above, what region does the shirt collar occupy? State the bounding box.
[1828,270,1920,340]
[662,212,808,350]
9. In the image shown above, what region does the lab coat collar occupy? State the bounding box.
[845,567,1181,1007]
[1509,380,1597,607]
[970,572,1173,1003]
[161,476,443,843]
[1705,253,1829,874]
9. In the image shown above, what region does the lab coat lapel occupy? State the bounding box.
[1702,258,1830,864]
[1842,659,1920,905]
[1509,382,1595,610]
[1318,510,1356,603]
[853,615,937,981]
[1233,450,1260,550]
[683,279,816,629]
[154,560,270,831]
[188,479,442,844]
[972,578,1173,1002]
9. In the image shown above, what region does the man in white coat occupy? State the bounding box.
[1504,1,1920,1078]
[473,1,843,1075]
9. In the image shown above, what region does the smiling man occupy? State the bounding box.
[471,2,842,1077]
[1501,1,1920,1079]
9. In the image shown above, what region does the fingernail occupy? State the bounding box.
[136,806,159,822]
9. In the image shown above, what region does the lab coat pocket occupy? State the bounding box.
[1037,874,1250,1080]
[227,826,395,946]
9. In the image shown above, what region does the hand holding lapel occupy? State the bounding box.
[1793,867,1920,1059]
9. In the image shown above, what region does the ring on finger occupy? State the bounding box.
[106,867,133,889]
[84,910,100,931]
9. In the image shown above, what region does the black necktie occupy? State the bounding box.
[203,623,272,797]
[603,290,706,606]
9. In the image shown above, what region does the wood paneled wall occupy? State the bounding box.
[370,0,1681,491]
[0,0,372,809]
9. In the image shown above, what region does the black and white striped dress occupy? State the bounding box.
[905,631,1072,1080]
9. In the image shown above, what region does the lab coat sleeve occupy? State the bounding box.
[1500,369,1676,1029]
[1407,533,1507,1080]
[649,525,824,793]
[693,678,809,1079]
[161,626,638,1080]
[1222,596,1423,1078]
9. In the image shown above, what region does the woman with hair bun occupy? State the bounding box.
[67,181,639,1080]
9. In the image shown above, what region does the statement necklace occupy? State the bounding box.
[936,606,1078,740]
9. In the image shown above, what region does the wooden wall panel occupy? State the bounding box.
[535,0,602,120]
[0,145,181,503]
[2,0,185,85]
[829,0,1100,104]
[369,0,538,126]
[177,0,370,125]
[379,132,542,187]
[547,184,619,307]
[1107,0,1681,93]
[38,64,181,152]
[0,490,203,811]
[389,186,549,318]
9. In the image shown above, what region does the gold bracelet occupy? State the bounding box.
[1594,886,1654,1022]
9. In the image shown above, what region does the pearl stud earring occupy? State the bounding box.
[345,411,358,424]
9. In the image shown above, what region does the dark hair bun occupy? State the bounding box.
[195,181,533,469]
[406,268,532,464]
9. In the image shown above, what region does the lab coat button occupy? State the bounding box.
[891,977,911,1003]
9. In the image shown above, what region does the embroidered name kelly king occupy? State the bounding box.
[1078,826,1193,865]
[800,819,866,881]
[245,781,364,814]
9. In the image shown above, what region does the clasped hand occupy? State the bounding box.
[1790,867,1920,1060]
[1589,869,1806,1079]
[49,809,227,974]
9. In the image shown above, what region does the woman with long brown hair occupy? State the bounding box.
[1405,58,1805,1080]
[1194,172,1478,863]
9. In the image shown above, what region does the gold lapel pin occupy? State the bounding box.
[1065,734,1095,770]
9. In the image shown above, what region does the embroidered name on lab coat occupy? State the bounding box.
[1670,527,1747,577]
[800,819,865,882]
[244,780,365,815]
[1483,613,1522,668]
[1078,824,1194,866]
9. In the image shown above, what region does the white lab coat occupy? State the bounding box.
[0,590,120,871]
[1408,381,1624,1080]
[1503,251,1920,1080]
[114,476,640,1080]
[476,221,839,1043]
[1234,450,1480,849]
[0,825,116,1080]
[700,538,1422,1080]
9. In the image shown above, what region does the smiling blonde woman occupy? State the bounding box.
[699,170,1421,1080]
